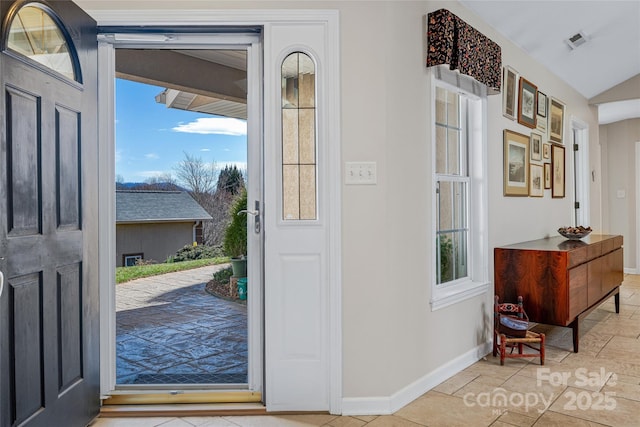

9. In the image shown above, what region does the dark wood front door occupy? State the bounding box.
[0,1,99,426]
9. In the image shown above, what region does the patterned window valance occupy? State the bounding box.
[426,8,501,95]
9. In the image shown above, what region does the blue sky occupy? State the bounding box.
[115,78,247,183]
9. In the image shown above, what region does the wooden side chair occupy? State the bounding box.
[493,295,545,365]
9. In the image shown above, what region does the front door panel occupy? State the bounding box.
[0,1,98,426]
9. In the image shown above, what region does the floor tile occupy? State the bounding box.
[158,419,196,427]
[324,416,368,427]
[91,417,177,427]
[496,410,537,427]
[364,415,425,426]
[549,388,640,426]
[97,275,640,427]
[352,415,377,422]
[395,391,500,427]
[602,373,640,402]
[213,415,335,427]
[589,317,640,339]
[432,370,479,394]
[197,419,242,427]
[531,410,609,426]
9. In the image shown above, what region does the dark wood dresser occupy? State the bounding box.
[494,235,623,352]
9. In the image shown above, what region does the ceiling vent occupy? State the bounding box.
[566,31,588,50]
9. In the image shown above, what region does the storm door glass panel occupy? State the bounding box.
[435,87,469,285]
[281,52,317,220]
[6,5,76,80]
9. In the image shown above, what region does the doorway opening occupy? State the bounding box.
[98,31,264,401]
[572,118,590,226]
[115,50,249,388]
[115,67,250,389]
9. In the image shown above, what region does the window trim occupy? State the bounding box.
[123,253,143,267]
[430,70,489,311]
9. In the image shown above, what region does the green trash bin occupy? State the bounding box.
[237,277,247,300]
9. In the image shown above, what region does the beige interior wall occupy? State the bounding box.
[590,74,640,104]
[116,222,194,267]
[80,0,603,402]
[599,119,640,270]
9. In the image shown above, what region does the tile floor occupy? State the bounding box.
[96,274,640,427]
[116,265,247,385]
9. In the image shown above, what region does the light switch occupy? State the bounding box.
[617,190,626,199]
[345,162,377,185]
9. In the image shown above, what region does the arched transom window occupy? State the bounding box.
[5,4,77,81]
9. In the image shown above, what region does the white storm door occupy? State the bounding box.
[263,17,341,413]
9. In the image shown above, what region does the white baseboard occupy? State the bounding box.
[341,341,492,416]
[624,267,638,275]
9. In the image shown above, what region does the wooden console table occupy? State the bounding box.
[494,235,623,352]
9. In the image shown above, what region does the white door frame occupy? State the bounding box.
[571,117,590,226]
[636,141,640,274]
[98,32,264,396]
[93,9,342,413]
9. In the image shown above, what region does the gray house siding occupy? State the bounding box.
[115,191,212,267]
[116,222,195,267]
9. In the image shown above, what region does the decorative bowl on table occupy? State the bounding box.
[558,226,592,240]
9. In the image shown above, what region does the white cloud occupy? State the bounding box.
[200,148,211,152]
[173,117,247,136]
[145,153,159,159]
[115,150,122,163]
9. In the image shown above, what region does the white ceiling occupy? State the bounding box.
[459,0,640,123]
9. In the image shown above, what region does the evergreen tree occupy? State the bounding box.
[216,165,245,195]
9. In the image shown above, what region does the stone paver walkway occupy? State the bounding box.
[116,264,247,385]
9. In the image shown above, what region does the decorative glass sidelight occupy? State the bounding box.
[6,4,77,81]
[281,52,317,220]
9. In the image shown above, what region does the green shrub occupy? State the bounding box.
[438,235,453,283]
[171,244,223,262]
[223,189,248,258]
[212,266,233,283]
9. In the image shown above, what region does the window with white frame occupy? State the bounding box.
[431,69,489,310]
[435,86,468,284]
[123,253,143,267]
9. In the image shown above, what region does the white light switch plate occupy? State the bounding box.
[345,162,377,185]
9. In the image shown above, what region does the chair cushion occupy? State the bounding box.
[498,314,528,337]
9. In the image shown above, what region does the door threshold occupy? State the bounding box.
[100,402,266,418]
[103,390,261,405]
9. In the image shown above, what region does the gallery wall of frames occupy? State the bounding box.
[502,65,566,199]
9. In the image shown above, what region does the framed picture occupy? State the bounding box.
[530,132,542,161]
[543,142,551,159]
[530,164,544,197]
[518,77,538,128]
[537,91,547,117]
[544,163,551,189]
[549,97,566,144]
[536,112,547,135]
[503,129,530,196]
[502,66,519,120]
[551,144,565,198]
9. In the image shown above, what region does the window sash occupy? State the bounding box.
[434,87,470,287]
[430,68,489,310]
[435,177,469,285]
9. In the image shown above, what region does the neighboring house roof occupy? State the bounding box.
[116,190,212,224]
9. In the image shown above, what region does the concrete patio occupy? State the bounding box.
[115,264,248,385]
